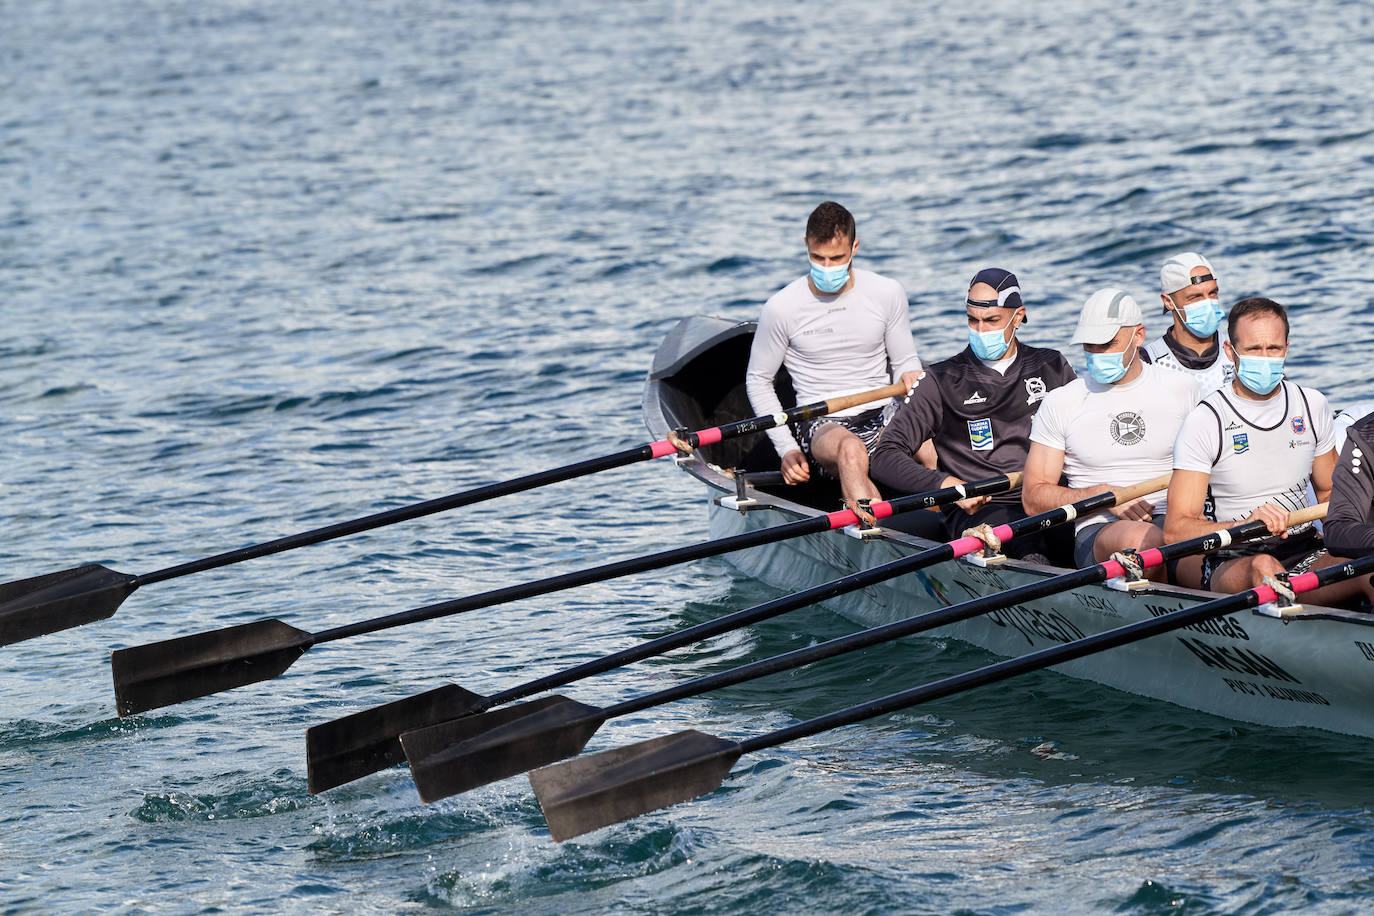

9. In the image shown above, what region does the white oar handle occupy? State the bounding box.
[1108,473,1173,506]
[821,382,908,415]
[1287,502,1327,526]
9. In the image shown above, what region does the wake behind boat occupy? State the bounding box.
[644,315,1374,737]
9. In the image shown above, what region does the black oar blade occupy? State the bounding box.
[404,695,603,803]
[530,729,742,842]
[0,564,138,647]
[306,684,487,794]
[111,619,312,717]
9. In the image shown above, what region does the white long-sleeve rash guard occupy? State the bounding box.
[745,268,921,458]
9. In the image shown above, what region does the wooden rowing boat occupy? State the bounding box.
[643,315,1374,737]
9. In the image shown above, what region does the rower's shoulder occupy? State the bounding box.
[1037,374,1088,408]
[1350,408,1374,440]
[759,276,812,315]
[851,268,905,299]
[1015,343,1076,377]
[1143,359,1209,395]
[1291,381,1332,416]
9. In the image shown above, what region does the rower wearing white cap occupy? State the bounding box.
[1142,252,1233,391]
[1023,289,1202,575]
[1165,298,1374,605]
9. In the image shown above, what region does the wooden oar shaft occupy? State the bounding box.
[134,382,909,589]
[738,550,1374,757]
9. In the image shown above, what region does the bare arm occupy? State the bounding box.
[1162,469,1221,543]
[1163,468,1291,542]
[1021,442,1084,514]
[1312,448,1336,504]
[1022,442,1155,522]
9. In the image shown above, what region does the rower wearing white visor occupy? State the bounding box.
[1023,289,1202,577]
[1165,297,1374,605]
[869,268,1076,559]
[1141,252,1233,391]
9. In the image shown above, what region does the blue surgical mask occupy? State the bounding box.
[1086,344,1137,385]
[1236,355,1284,395]
[1178,297,1224,337]
[809,259,851,294]
[969,326,1011,360]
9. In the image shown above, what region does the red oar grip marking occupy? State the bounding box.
[694,428,723,446]
[649,440,678,459]
[824,510,858,528]
[1137,547,1165,568]
[1288,571,1321,593]
[870,500,894,520]
[949,536,983,557]
[949,524,1014,559]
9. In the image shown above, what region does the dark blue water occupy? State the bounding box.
[4,1,1374,912]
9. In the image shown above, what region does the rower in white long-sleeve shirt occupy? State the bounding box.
[745,201,922,508]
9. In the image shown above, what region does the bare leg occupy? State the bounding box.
[809,424,881,505]
[1210,552,1374,605]
[1092,520,1168,582]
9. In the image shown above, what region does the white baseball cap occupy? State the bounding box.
[1071,288,1144,345]
[1160,252,1216,296]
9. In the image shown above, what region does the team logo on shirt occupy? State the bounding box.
[1288,439,1301,449]
[968,418,994,451]
[963,391,988,405]
[1024,377,1047,405]
[1109,411,1145,446]
[1233,433,1249,454]
[1291,416,1305,434]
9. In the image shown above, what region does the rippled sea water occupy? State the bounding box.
[4,1,1374,912]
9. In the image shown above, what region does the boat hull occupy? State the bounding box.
[646,316,1374,738]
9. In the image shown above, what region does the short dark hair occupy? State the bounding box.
[805,201,856,245]
[1228,297,1289,343]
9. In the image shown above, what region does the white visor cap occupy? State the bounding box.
[1071,288,1144,345]
[1160,252,1215,295]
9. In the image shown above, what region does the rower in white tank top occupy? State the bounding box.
[1173,380,1333,534]
[1163,297,1374,606]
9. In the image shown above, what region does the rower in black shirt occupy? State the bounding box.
[1324,412,1374,558]
[870,268,1076,561]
